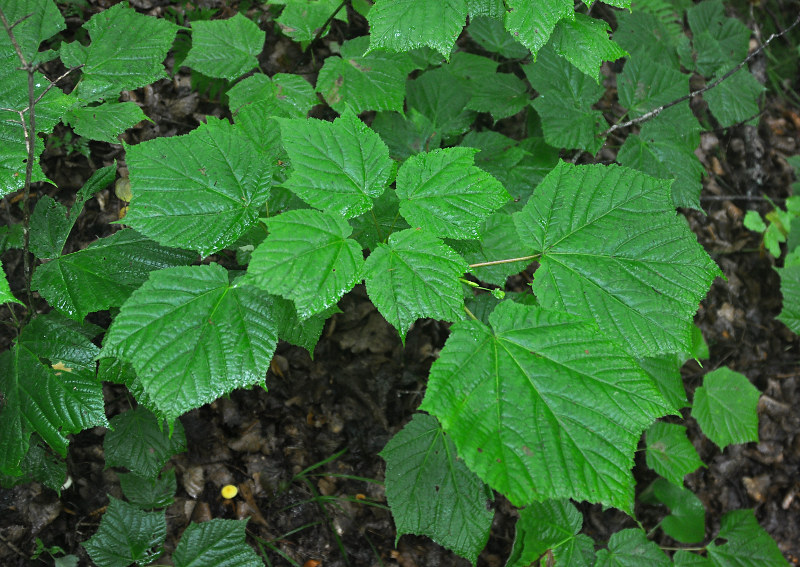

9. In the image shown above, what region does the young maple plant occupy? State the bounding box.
[0,0,791,565]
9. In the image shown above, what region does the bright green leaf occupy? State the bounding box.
[638,354,688,411]
[513,161,721,357]
[0,259,21,305]
[645,422,704,486]
[594,529,671,566]
[123,116,273,257]
[278,111,393,218]
[173,519,261,567]
[317,36,416,114]
[364,229,467,340]
[691,367,760,451]
[245,209,364,318]
[32,229,197,322]
[182,13,264,80]
[65,101,149,143]
[420,302,672,511]
[61,3,178,101]
[0,0,65,62]
[380,413,493,564]
[276,0,345,45]
[466,0,504,18]
[83,497,166,567]
[506,499,589,567]
[503,0,572,56]
[643,478,705,544]
[104,407,186,479]
[102,264,279,421]
[367,0,467,59]
[550,14,627,81]
[775,260,800,335]
[395,147,509,240]
[228,73,317,119]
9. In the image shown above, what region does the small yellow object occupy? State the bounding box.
[221,484,238,499]
[115,177,132,202]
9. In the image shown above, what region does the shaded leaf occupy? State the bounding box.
[691,367,760,451]
[83,497,166,567]
[645,422,704,486]
[173,519,261,567]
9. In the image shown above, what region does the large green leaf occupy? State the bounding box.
[506,499,593,567]
[0,0,65,62]
[380,413,493,564]
[549,14,627,81]
[123,117,273,257]
[32,229,196,322]
[65,101,149,143]
[102,264,278,421]
[317,36,416,114]
[83,497,166,567]
[594,529,671,566]
[420,301,672,511]
[245,209,364,318]
[513,161,721,357]
[0,314,106,476]
[182,13,265,80]
[705,510,788,567]
[395,147,509,240]
[691,367,760,451]
[278,111,393,218]
[364,229,467,340]
[104,407,186,479]
[367,0,467,59]
[503,0,572,56]
[119,469,176,510]
[525,46,606,153]
[645,422,704,486]
[173,519,261,567]
[59,3,177,101]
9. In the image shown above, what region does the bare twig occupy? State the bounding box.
[469,255,540,269]
[602,12,800,137]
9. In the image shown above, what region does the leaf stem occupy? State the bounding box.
[468,254,540,268]
[602,11,800,137]
[289,0,349,73]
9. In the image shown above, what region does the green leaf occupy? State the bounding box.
[364,229,467,340]
[123,117,273,257]
[0,0,65,61]
[466,0,505,18]
[743,210,767,233]
[272,298,337,356]
[420,301,671,511]
[317,36,416,114]
[594,529,671,566]
[395,147,509,240]
[61,3,178,101]
[614,10,684,65]
[349,185,411,249]
[687,0,750,76]
[703,69,765,128]
[691,367,760,451]
[173,519,261,567]
[32,229,196,322]
[227,73,317,119]
[465,71,529,121]
[406,67,476,138]
[0,313,106,476]
[637,354,688,411]
[367,0,467,59]
[371,110,441,160]
[525,46,606,153]
[83,497,166,567]
[645,422,704,486]
[775,260,800,335]
[276,0,345,45]
[467,16,529,59]
[706,509,788,567]
[380,413,493,564]
[65,101,148,143]
[278,111,393,218]
[102,264,279,421]
[513,161,721,357]
[104,407,186,479]
[616,104,704,210]
[29,196,71,260]
[506,499,590,567]
[503,0,572,56]
[643,478,705,544]
[617,59,687,118]
[0,435,66,493]
[182,13,264,80]
[463,212,532,287]
[245,209,364,318]
[549,14,627,81]
[119,469,177,510]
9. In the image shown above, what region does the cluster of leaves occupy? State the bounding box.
[0,0,790,565]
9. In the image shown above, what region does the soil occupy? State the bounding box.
[2,1,800,566]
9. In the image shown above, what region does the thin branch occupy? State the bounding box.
[602,12,800,137]
[469,255,540,269]
[32,65,83,107]
[289,0,348,73]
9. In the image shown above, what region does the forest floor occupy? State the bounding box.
[1,1,800,566]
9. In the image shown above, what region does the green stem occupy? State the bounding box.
[469,254,539,268]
